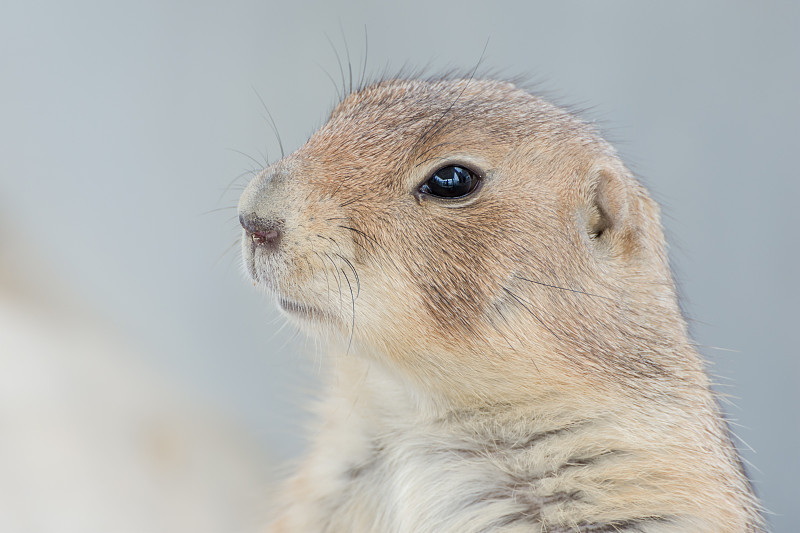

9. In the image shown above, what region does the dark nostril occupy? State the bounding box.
[239,213,283,250]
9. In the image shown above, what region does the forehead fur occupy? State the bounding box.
[304,78,612,171]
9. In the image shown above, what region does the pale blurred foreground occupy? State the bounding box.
[0,228,275,533]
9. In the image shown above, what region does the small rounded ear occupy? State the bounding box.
[585,166,630,241]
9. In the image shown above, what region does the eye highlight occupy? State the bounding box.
[420,165,480,199]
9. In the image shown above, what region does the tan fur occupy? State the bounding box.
[238,78,765,532]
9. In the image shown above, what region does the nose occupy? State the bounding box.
[239,213,283,251]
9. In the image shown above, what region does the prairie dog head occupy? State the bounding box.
[238,78,692,403]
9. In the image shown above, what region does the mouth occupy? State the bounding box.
[277,298,330,322]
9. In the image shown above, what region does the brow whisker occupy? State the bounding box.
[324,32,347,100]
[412,40,489,151]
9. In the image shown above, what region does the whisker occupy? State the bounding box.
[336,225,389,277]
[219,168,259,201]
[335,252,360,298]
[336,225,382,253]
[412,40,489,151]
[502,286,559,340]
[413,141,462,167]
[324,32,347,101]
[256,146,271,168]
[199,205,237,216]
[359,25,369,91]
[349,238,378,264]
[514,275,613,301]
[494,303,540,372]
[340,266,356,355]
[323,252,343,314]
[330,178,346,199]
[252,87,286,159]
[313,249,332,309]
[214,238,241,267]
[302,254,315,277]
[338,21,353,95]
[227,147,265,170]
[340,194,367,208]
[325,237,360,301]
[315,60,343,101]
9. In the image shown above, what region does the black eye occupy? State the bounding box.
[421,165,479,198]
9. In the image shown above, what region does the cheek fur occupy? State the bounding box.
[398,215,511,335]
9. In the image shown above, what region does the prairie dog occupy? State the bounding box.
[238,78,765,532]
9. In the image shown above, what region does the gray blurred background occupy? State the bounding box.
[1,1,797,531]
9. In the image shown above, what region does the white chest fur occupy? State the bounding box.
[273,359,688,533]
